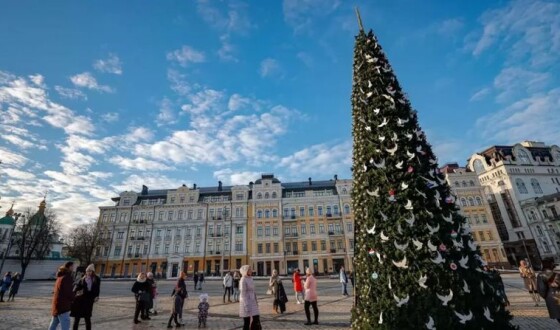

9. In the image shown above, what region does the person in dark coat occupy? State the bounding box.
[0,271,12,302]
[169,271,188,327]
[7,272,21,301]
[198,273,204,290]
[70,264,100,330]
[537,261,560,323]
[193,272,199,290]
[49,261,75,330]
[131,272,152,324]
[275,280,289,314]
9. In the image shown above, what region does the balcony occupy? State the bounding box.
[328,231,344,236]
[286,251,299,256]
[285,233,299,238]
[127,253,143,259]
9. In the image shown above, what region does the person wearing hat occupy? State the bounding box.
[70,264,101,330]
[198,293,210,328]
[49,261,75,330]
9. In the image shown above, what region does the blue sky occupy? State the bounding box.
[1,0,559,228]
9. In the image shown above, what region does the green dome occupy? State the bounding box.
[0,215,15,226]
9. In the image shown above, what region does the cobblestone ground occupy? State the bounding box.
[0,275,558,329]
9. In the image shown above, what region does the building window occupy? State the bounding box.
[178,210,183,220]
[468,197,475,206]
[321,240,326,250]
[309,207,314,216]
[168,211,173,220]
[310,224,316,235]
[543,240,551,253]
[274,243,279,253]
[349,239,354,250]
[319,224,325,234]
[478,231,485,241]
[265,226,271,236]
[481,215,488,223]
[318,206,323,216]
[531,179,543,194]
[326,206,332,215]
[302,242,308,252]
[117,232,124,239]
[346,222,353,232]
[257,210,263,218]
[257,192,262,199]
[344,204,350,215]
[461,198,467,206]
[197,209,203,219]
[265,210,270,218]
[235,240,243,252]
[165,245,170,254]
[300,207,305,217]
[273,227,279,236]
[473,159,485,174]
[266,243,271,254]
[537,226,544,236]
[257,227,263,236]
[469,180,475,187]
[272,209,278,218]
[272,192,277,199]
[474,215,480,224]
[487,231,493,241]
[236,226,243,234]
[301,224,307,235]
[516,149,531,164]
[188,210,193,219]
[311,241,317,251]
[333,205,339,215]
[290,208,296,217]
[454,181,460,187]
[516,179,528,194]
[258,244,263,254]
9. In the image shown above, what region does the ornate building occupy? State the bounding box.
[95,174,354,278]
[441,163,509,268]
[467,141,560,266]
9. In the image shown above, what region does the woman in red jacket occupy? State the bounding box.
[292,268,304,304]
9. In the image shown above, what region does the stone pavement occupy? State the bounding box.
[0,275,559,329]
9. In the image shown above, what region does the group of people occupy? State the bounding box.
[49,262,100,330]
[0,271,22,302]
[519,259,560,323]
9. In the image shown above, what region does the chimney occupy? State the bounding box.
[193,183,197,189]
[141,185,148,195]
[218,181,223,191]
[308,177,312,185]
[334,174,338,181]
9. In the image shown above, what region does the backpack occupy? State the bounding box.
[536,273,549,299]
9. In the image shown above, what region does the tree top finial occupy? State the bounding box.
[355,7,364,32]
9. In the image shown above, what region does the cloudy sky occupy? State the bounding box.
[0,0,559,229]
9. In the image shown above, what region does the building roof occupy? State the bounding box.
[535,192,560,205]
[0,215,15,226]
[476,144,554,165]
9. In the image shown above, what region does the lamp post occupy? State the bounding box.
[0,213,23,275]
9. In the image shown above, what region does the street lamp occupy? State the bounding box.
[0,212,24,275]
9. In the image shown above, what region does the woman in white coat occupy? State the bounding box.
[239,265,261,330]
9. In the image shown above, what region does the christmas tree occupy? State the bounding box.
[351,11,516,329]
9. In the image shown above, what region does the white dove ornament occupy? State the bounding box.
[393,294,409,307]
[418,274,428,289]
[431,251,445,264]
[404,200,413,210]
[426,316,436,330]
[437,289,453,306]
[392,256,408,269]
[483,307,494,322]
[454,310,473,324]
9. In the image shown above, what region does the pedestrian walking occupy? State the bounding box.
[239,265,260,330]
[147,272,159,315]
[303,267,319,326]
[70,264,100,330]
[0,271,12,302]
[339,266,349,296]
[233,271,241,302]
[48,261,75,330]
[274,277,288,314]
[198,273,204,290]
[269,269,281,314]
[167,282,184,329]
[292,269,304,304]
[193,272,199,290]
[175,271,188,325]
[131,272,152,324]
[197,293,210,328]
[223,271,233,303]
[519,260,540,306]
[536,260,560,323]
[7,272,21,301]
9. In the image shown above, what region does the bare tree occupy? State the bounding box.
[13,207,59,279]
[64,222,106,267]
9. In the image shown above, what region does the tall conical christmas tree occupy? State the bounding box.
[351,12,516,329]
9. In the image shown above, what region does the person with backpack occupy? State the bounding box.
[537,260,560,323]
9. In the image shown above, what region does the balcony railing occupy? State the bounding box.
[285,233,299,237]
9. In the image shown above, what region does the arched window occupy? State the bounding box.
[543,240,551,253]
[516,178,528,194]
[333,205,339,215]
[265,209,270,218]
[264,192,270,199]
[531,179,543,194]
[257,192,262,199]
[517,149,531,164]
[473,159,485,174]
[257,210,263,218]
[461,198,467,206]
[469,180,475,187]
[462,181,467,187]
[536,225,543,236]
[272,209,278,218]
[454,181,460,187]
[344,204,351,215]
[326,206,332,216]
[290,208,296,216]
[475,196,482,205]
[468,197,475,206]
[271,192,277,199]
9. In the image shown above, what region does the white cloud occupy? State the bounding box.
[2,168,36,180]
[469,87,491,102]
[166,46,205,67]
[218,34,238,62]
[213,168,260,185]
[29,74,45,87]
[54,86,87,100]
[279,140,351,177]
[167,69,192,96]
[282,0,340,33]
[93,53,123,75]
[493,67,550,103]
[109,155,174,171]
[0,147,28,167]
[1,134,41,149]
[471,0,560,67]
[196,0,254,34]
[156,97,177,126]
[125,126,154,143]
[475,88,560,144]
[101,112,119,123]
[70,72,114,93]
[259,58,281,78]
[228,93,257,111]
[112,174,186,193]
[181,89,223,115]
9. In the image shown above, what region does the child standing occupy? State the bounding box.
[198,293,210,328]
